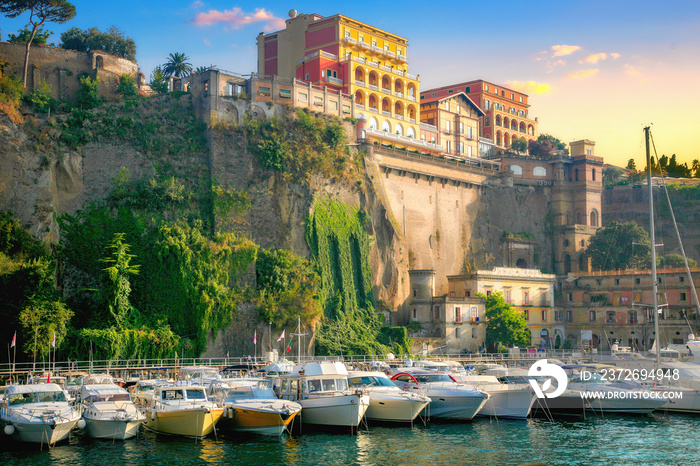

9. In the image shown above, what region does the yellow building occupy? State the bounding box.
[257,12,435,152]
[448,267,558,347]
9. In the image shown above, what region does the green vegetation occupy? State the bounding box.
[22,80,56,113]
[306,198,409,356]
[657,254,697,268]
[586,221,651,271]
[480,291,531,350]
[162,52,193,78]
[238,107,358,184]
[528,133,567,157]
[117,73,137,98]
[0,73,24,106]
[8,26,52,45]
[60,25,136,61]
[149,66,169,94]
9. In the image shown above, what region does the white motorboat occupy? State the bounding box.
[272,361,369,429]
[390,369,489,420]
[1,383,84,445]
[178,366,222,386]
[208,378,301,436]
[80,384,145,440]
[566,372,668,414]
[141,383,223,438]
[348,371,430,424]
[452,373,536,419]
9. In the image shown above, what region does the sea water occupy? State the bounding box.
[1,414,696,465]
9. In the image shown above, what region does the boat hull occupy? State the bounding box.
[298,394,369,428]
[220,401,301,436]
[530,392,587,418]
[428,393,488,420]
[84,418,142,440]
[475,388,535,420]
[143,407,223,438]
[364,393,430,423]
[1,415,79,445]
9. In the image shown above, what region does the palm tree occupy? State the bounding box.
[692,159,700,178]
[162,52,193,78]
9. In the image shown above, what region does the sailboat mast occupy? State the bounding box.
[297,315,301,363]
[645,126,661,370]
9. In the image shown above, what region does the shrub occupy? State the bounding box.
[117,74,137,98]
[22,81,56,113]
[77,73,100,109]
[0,74,24,105]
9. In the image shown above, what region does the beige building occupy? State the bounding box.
[419,92,484,158]
[448,267,557,347]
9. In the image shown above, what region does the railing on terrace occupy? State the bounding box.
[368,84,379,91]
[0,350,592,375]
[343,36,357,45]
[407,95,416,102]
[384,50,396,58]
[395,91,404,98]
[372,46,383,53]
[382,88,392,95]
[367,141,502,173]
[381,65,392,72]
[326,75,343,86]
[359,41,371,49]
[352,56,366,64]
[355,80,365,87]
[368,61,379,68]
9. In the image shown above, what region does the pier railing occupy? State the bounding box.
[0,349,591,376]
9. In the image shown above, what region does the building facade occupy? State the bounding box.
[419,92,484,158]
[420,80,538,150]
[448,267,557,347]
[257,12,438,152]
[558,268,700,351]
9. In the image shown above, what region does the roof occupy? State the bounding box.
[292,361,348,377]
[7,383,63,394]
[419,92,485,117]
[81,384,128,397]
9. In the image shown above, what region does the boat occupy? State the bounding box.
[1,383,84,445]
[80,383,146,440]
[390,369,489,420]
[272,361,369,429]
[452,373,536,419]
[178,366,222,386]
[348,371,431,424]
[141,383,224,438]
[208,378,301,436]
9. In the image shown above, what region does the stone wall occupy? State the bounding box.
[0,42,144,101]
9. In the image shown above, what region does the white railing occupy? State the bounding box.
[352,56,366,64]
[406,72,417,80]
[372,45,383,53]
[355,104,365,110]
[368,84,379,91]
[382,110,391,117]
[398,54,407,61]
[326,75,344,85]
[369,107,378,113]
[359,41,371,49]
[395,91,403,98]
[354,80,365,87]
[343,36,357,44]
[407,95,416,102]
[394,69,404,77]
[382,88,392,95]
[384,50,396,58]
[395,115,404,120]
[408,118,416,123]
[367,61,379,68]
[365,127,444,151]
[381,65,392,72]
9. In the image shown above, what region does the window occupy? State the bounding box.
[523,290,530,305]
[468,146,472,157]
[540,292,548,306]
[511,93,514,99]
[494,87,498,94]
[681,292,687,302]
[485,84,489,91]
[458,142,464,153]
[456,105,461,114]
[445,102,450,112]
[555,310,562,321]
[486,290,492,296]
[566,310,573,322]
[607,311,616,323]
[279,89,291,99]
[519,96,523,102]
[413,288,417,297]
[445,121,451,134]
[567,293,573,302]
[412,308,417,319]
[504,290,511,304]
[299,92,308,102]
[446,141,451,153]
[484,99,491,110]
[614,279,620,285]
[465,291,471,297]
[680,276,685,283]
[434,306,440,319]
[541,310,547,321]
[460,122,464,134]
[455,307,462,323]
[448,90,453,94]
[472,327,478,338]
[590,310,597,322]
[524,310,529,321]
[314,96,323,107]
[468,126,473,139]
[635,278,641,285]
[456,328,461,339]
[465,86,471,93]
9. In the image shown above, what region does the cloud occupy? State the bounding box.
[580,52,622,64]
[505,80,554,95]
[551,45,581,57]
[203,37,211,46]
[192,7,286,31]
[565,69,599,80]
[624,64,641,76]
[190,1,204,8]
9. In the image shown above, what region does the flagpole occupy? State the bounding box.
[297,316,301,363]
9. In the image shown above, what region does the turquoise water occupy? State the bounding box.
[2,414,696,465]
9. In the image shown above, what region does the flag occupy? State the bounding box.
[286,344,292,353]
[226,351,229,358]
[11,331,16,348]
[277,330,285,342]
[254,330,257,345]
[52,331,56,348]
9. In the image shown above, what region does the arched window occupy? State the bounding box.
[395,124,403,136]
[368,117,378,130]
[509,164,523,175]
[590,209,599,227]
[576,212,582,224]
[407,127,416,139]
[533,166,547,177]
[382,120,390,132]
[516,258,527,268]
[575,169,579,181]
[592,168,597,181]
[563,254,572,274]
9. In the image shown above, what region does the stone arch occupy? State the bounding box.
[578,253,587,272]
[246,104,267,121]
[394,78,404,94]
[590,209,599,227]
[533,166,547,177]
[382,120,390,132]
[354,67,365,83]
[381,74,391,90]
[221,102,239,123]
[368,117,378,130]
[407,127,416,138]
[381,97,391,114]
[368,70,379,87]
[407,104,417,121]
[354,89,365,106]
[516,258,527,268]
[394,101,404,118]
[368,93,378,110]
[395,123,404,136]
[95,55,104,69]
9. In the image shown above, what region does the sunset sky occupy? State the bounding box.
[2,0,699,168]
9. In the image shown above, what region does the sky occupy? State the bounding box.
[2,0,699,168]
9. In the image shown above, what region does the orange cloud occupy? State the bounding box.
[190,1,204,8]
[610,53,621,60]
[565,69,599,80]
[624,64,641,76]
[192,7,286,31]
[505,80,554,95]
[581,53,607,64]
[551,45,581,57]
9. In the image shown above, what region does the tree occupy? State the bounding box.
[19,299,72,359]
[658,254,697,268]
[510,137,527,153]
[692,159,700,178]
[586,221,651,271]
[149,65,168,94]
[117,73,137,98]
[59,25,136,61]
[0,0,76,88]
[101,232,140,328]
[528,133,567,157]
[162,52,192,78]
[76,72,99,108]
[626,158,637,171]
[603,166,625,188]
[8,25,51,44]
[480,291,531,350]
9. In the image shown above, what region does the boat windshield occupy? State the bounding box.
[9,391,67,405]
[89,393,130,403]
[306,378,348,392]
[349,376,396,387]
[413,373,453,383]
[185,389,206,400]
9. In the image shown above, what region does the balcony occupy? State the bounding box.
[359,41,371,50]
[352,56,366,65]
[395,115,404,120]
[382,110,391,117]
[407,95,416,102]
[383,50,396,58]
[355,103,365,110]
[395,91,403,98]
[369,107,378,113]
[343,36,357,45]
[394,69,404,77]
[364,127,443,151]
[406,72,417,80]
[368,60,379,68]
[382,88,392,95]
[326,75,344,86]
[372,45,383,53]
[381,65,392,72]
[354,80,365,87]
[368,84,379,91]
[408,118,416,124]
[398,54,407,62]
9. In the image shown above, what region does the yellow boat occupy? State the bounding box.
[142,384,223,438]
